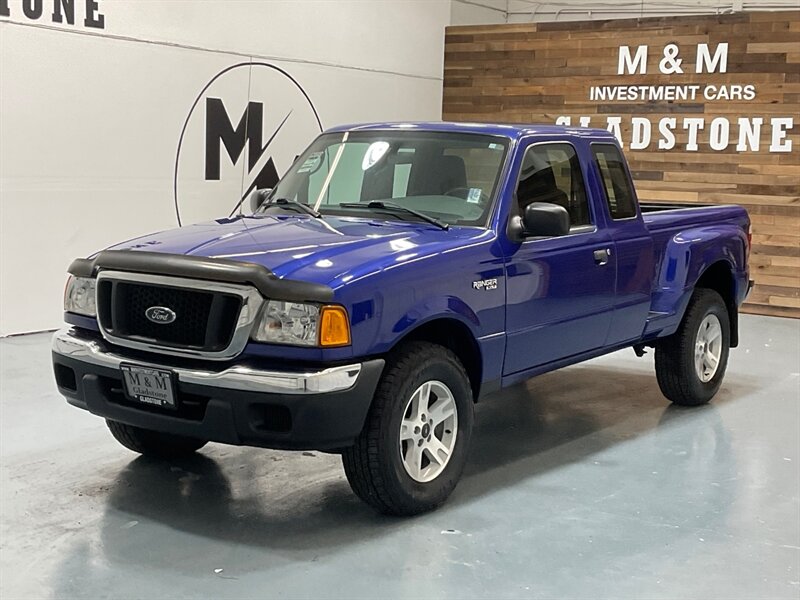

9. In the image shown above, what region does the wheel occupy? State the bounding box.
[342,342,474,516]
[106,420,207,458]
[655,288,730,406]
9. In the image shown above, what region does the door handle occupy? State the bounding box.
[593,248,612,266]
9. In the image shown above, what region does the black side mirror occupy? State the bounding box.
[521,202,571,237]
[249,188,272,213]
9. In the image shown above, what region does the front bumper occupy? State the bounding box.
[52,328,384,450]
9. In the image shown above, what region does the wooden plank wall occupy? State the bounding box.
[443,11,800,318]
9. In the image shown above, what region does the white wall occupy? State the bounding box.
[498,0,796,23]
[450,0,799,24]
[451,0,507,25]
[0,0,451,335]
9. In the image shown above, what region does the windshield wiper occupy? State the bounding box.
[338,201,449,230]
[264,198,321,218]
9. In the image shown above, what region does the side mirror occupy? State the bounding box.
[249,188,272,213]
[521,202,570,237]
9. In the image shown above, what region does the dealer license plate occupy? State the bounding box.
[120,364,177,409]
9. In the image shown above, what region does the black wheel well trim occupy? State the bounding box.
[693,259,739,348]
[388,317,484,401]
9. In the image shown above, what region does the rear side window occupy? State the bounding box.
[592,144,637,219]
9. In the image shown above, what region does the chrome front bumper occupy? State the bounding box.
[52,328,362,394]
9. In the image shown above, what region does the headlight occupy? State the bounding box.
[64,276,97,316]
[252,301,319,346]
[251,301,351,347]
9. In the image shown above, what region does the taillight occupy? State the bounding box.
[746,224,752,257]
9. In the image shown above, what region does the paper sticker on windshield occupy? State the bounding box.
[362,141,390,171]
[298,152,323,173]
[488,143,503,150]
[467,188,483,204]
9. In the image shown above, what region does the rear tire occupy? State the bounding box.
[342,342,474,516]
[655,289,730,406]
[106,420,207,458]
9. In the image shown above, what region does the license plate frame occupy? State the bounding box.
[120,364,178,410]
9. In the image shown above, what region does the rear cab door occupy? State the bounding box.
[589,142,656,345]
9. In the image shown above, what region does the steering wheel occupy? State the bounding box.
[442,186,490,207]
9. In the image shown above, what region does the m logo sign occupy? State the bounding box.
[174,62,322,226]
[205,98,283,196]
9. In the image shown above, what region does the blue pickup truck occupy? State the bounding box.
[53,122,752,515]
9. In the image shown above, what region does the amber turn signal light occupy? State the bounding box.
[319,305,351,347]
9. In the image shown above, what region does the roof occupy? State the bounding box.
[324,121,618,142]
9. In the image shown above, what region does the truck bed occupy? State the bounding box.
[638,200,750,337]
[641,201,749,234]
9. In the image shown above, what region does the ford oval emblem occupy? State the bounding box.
[145,306,176,325]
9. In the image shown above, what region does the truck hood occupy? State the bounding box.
[109,214,492,288]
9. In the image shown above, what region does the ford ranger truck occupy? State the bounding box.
[53,123,752,515]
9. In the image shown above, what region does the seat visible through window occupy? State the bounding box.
[407,154,467,196]
[360,152,468,201]
[517,165,569,211]
[515,144,591,228]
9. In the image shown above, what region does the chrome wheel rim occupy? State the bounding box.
[695,314,723,383]
[399,380,458,483]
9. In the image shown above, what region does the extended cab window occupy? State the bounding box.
[592,144,638,219]
[515,144,591,228]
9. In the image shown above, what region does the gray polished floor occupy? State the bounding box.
[1,314,798,600]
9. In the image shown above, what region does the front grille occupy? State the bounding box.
[124,283,212,347]
[97,279,243,352]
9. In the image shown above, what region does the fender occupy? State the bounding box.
[380,294,504,392]
[388,295,481,342]
[646,224,747,338]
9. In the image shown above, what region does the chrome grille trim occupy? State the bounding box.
[95,270,264,360]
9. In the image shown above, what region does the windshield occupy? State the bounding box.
[262,130,510,227]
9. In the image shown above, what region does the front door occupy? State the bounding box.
[503,141,617,375]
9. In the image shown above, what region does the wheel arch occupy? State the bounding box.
[694,259,739,347]
[652,225,746,346]
[391,317,483,401]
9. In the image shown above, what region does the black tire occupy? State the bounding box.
[106,420,207,458]
[342,342,474,516]
[655,288,730,406]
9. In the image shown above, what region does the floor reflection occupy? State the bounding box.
[17,316,791,600]
[85,364,740,569]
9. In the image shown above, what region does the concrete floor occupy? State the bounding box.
[1,314,798,600]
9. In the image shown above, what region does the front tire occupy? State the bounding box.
[106,420,207,458]
[342,342,474,516]
[655,288,731,406]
